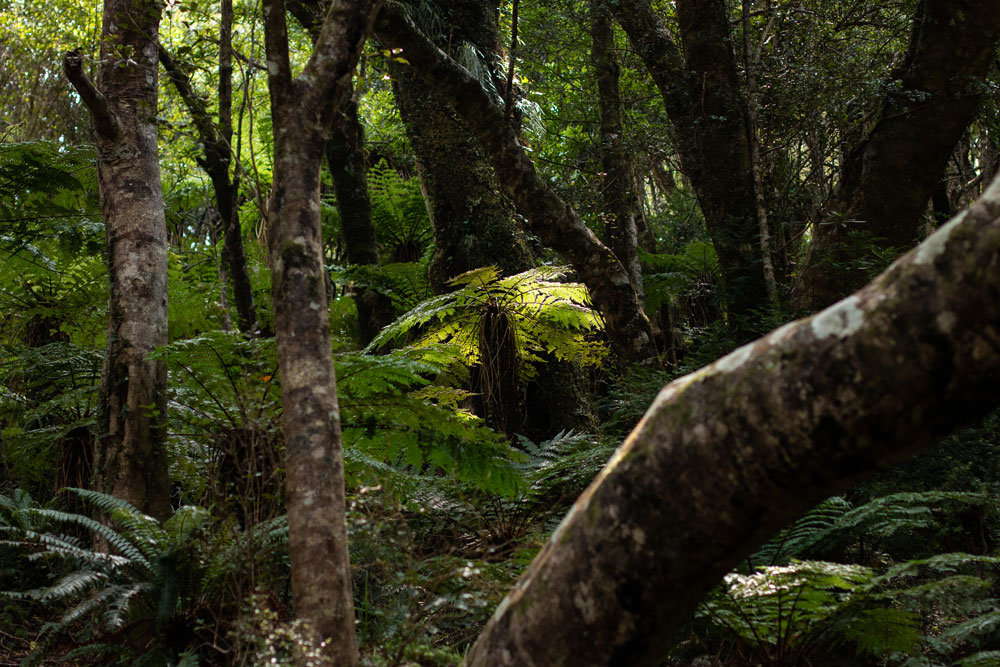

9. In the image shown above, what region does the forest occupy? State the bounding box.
[2,0,1000,664]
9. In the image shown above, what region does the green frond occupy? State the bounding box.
[332,261,431,311]
[28,507,148,566]
[175,651,201,667]
[104,582,154,631]
[749,496,853,567]
[939,609,1000,644]
[842,608,922,656]
[22,569,107,602]
[163,505,209,545]
[959,651,1000,666]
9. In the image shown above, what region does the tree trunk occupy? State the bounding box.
[466,173,1000,666]
[63,0,171,520]
[375,2,657,367]
[392,64,535,289]
[389,0,535,291]
[159,33,258,335]
[326,98,396,345]
[284,0,395,346]
[613,0,768,335]
[590,0,644,302]
[260,0,380,663]
[794,0,1000,309]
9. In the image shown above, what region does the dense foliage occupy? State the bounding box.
[2,0,1000,664]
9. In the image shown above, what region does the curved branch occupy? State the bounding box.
[466,176,1000,664]
[63,50,118,139]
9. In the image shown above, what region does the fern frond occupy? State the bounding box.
[749,496,853,567]
[959,650,1000,666]
[28,507,148,565]
[105,582,154,631]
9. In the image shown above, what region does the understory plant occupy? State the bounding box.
[367,265,606,436]
[1,488,211,666]
[688,489,1000,666]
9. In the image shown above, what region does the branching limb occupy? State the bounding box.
[63,50,118,139]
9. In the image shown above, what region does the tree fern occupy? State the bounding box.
[368,267,605,374]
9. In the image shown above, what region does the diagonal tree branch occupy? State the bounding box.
[63,50,118,139]
[465,172,1000,665]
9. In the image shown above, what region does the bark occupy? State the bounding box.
[326,99,396,344]
[159,40,258,334]
[613,0,768,333]
[374,2,657,367]
[590,0,644,301]
[741,0,779,311]
[261,0,381,663]
[63,0,171,520]
[466,174,1000,666]
[389,0,534,290]
[391,63,535,289]
[285,0,395,346]
[795,0,1000,309]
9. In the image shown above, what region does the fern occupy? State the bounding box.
[337,348,524,497]
[332,261,432,311]
[640,240,721,313]
[368,160,433,263]
[1,489,211,665]
[367,265,607,377]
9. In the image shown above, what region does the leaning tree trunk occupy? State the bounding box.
[391,64,535,289]
[375,2,657,367]
[465,174,1000,666]
[390,0,534,291]
[794,0,1000,309]
[63,0,171,520]
[261,0,381,663]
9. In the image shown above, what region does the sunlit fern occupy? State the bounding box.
[365,265,606,435]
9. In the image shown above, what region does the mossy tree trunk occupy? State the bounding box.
[466,176,1000,665]
[326,98,396,345]
[392,64,535,289]
[63,0,172,520]
[260,0,380,663]
[389,0,535,291]
[375,2,657,367]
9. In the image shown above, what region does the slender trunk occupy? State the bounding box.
[741,0,779,311]
[261,0,381,662]
[285,0,395,346]
[159,33,258,334]
[326,98,396,345]
[217,0,258,333]
[63,0,171,519]
[466,174,1000,666]
[375,2,657,367]
[590,0,644,302]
